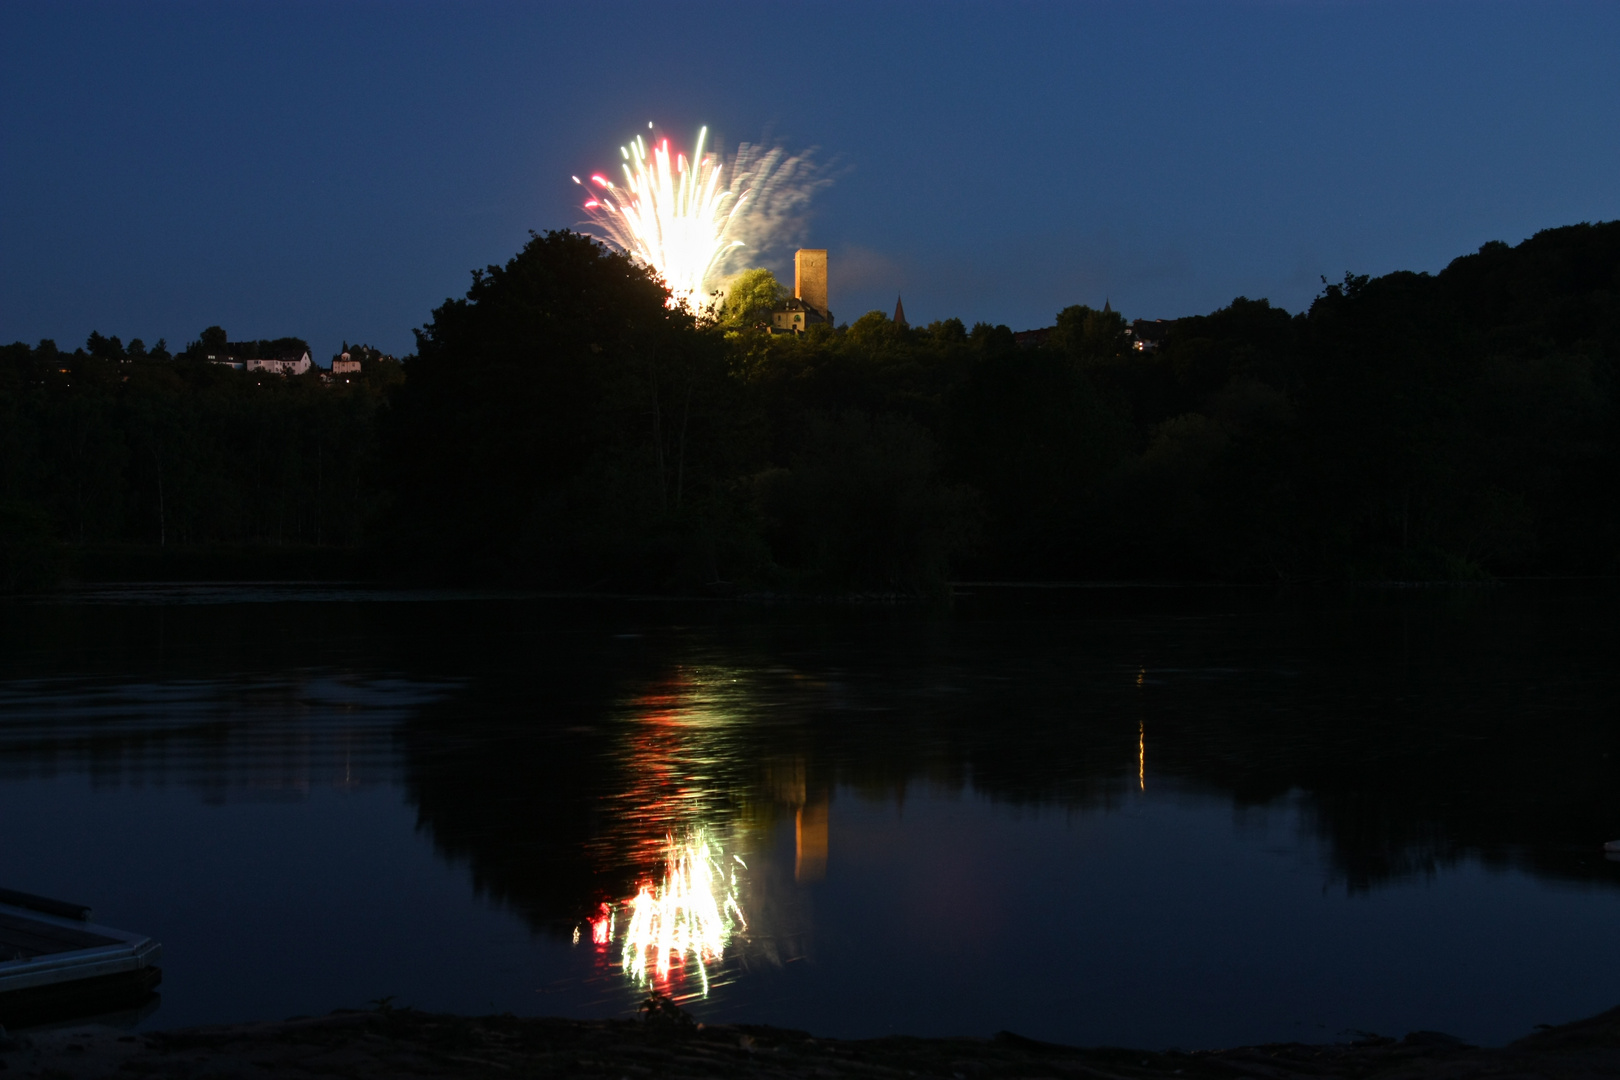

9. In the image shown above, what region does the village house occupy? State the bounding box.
[246,351,312,375]
[207,350,312,375]
[771,296,828,333]
[1129,319,1174,352]
[1013,327,1052,349]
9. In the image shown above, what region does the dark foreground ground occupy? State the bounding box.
[6,1002,1620,1080]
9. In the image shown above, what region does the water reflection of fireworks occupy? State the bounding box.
[579,826,747,998]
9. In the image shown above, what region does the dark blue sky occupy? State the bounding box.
[4,2,1617,363]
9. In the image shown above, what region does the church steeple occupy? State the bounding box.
[893,294,908,329]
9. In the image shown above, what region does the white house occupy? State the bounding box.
[206,350,311,375]
[245,351,312,375]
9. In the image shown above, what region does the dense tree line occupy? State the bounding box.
[4,222,1617,593]
[385,223,1618,591]
[0,335,400,589]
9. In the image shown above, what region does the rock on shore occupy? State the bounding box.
[5,1001,1620,1079]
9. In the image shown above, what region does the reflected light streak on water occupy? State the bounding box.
[575,827,747,1000]
[1139,721,1145,792]
[620,828,746,996]
[592,667,756,875]
[572,667,765,1000]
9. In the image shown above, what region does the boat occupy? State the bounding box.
[0,888,161,1027]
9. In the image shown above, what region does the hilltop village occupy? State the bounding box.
[52,246,1166,382]
[18,328,403,388]
[74,247,1173,375]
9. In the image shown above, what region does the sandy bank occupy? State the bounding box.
[4,1001,1619,1079]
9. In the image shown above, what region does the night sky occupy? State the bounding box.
[4,2,1617,364]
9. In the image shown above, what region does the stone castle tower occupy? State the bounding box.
[794,249,829,319]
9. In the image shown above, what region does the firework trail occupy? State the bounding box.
[574,124,830,314]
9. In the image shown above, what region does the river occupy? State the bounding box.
[1,582,1616,1048]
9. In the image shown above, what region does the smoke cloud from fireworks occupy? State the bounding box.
[573,124,831,313]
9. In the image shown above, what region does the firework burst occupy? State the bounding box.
[574,124,830,314]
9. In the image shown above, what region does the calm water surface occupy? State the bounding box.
[1,584,1617,1049]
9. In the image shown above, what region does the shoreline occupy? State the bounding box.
[6,1002,1620,1079]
